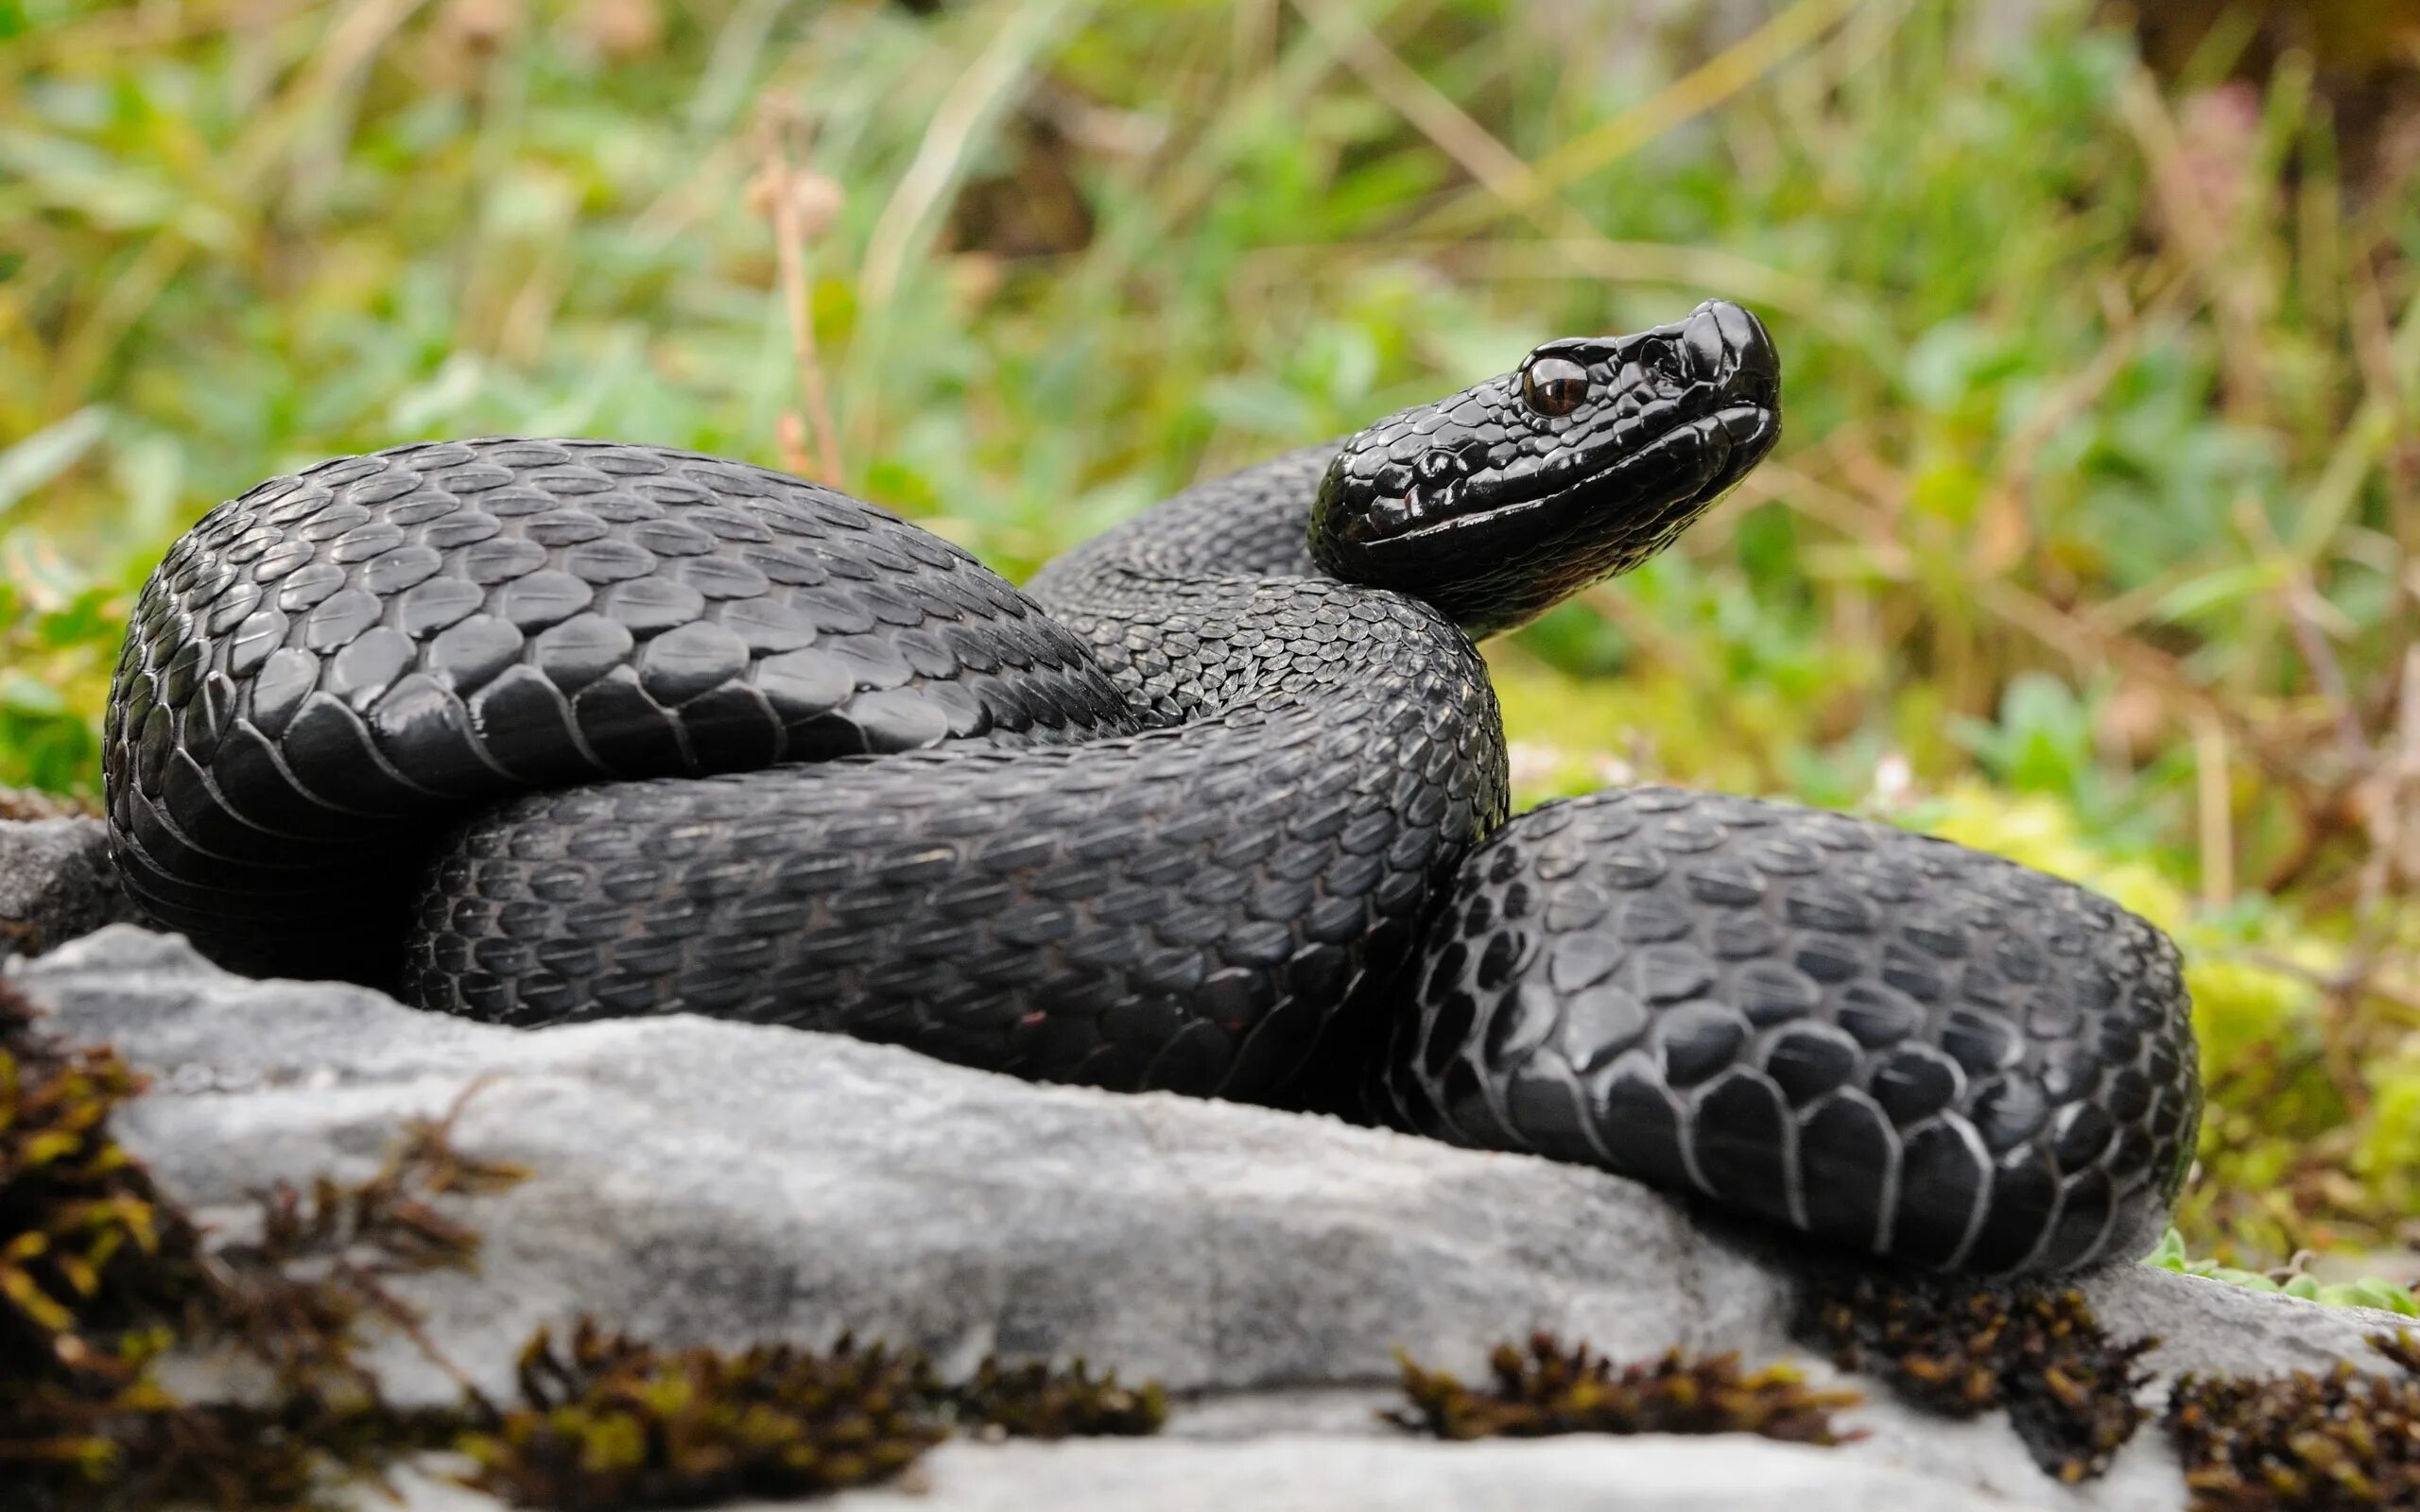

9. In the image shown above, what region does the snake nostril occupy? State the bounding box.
[1634,337,1686,389]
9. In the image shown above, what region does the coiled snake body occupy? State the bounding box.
[103,301,2199,1274]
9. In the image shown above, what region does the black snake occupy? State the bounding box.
[102,300,2199,1274]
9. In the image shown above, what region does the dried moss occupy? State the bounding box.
[1798,1273,2157,1483]
[3,971,211,1506]
[206,1097,531,1401]
[944,1354,1167,1439]
[1387,1332,1863,1446]
[458,1320,943,1510]
[2164,1340,2420,1511]
[0,977,519,1510]
[2,979,1172,1510]
[458,1325,1170,1507]
[2371,1330,2420,1377]
[0,976,199,1371]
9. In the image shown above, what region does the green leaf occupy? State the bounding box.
[0,672,67,714]
[0,406,107,520]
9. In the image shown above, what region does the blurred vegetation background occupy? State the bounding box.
[2,0,2417,1290]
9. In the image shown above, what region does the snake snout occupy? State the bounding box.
[1681,305,1728,384]
[1683,298,1779,399]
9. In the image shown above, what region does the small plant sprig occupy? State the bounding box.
[2371,1330,2420,1377]
[1387,1332,1863,1446]
[206,1088,532,1401]
[2147,1229,2420,1317]
[1798,1273,2158,1483]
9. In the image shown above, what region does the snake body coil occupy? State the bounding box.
[103,301,2199,1273]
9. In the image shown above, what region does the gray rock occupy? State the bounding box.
[0,816,136,960]
[13,926,2412,1512]
[366,1436,2062,1512]
[812,1435,2068,1512]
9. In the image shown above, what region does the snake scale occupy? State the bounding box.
[102,300,2200,1274]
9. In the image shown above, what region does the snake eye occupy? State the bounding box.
[1520,355,1590,418]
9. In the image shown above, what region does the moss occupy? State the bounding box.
[1798,1273,2157,1483]
[458,1326,1171,1507]
[943,1355,1167,1439]
[0,976,519,1509]
[458,1320,944,1510]
[1387,1332,1862,1446]
[2373,1331,2420,1377]
[2353,1062,2420,1219]
[0,975,199,1363]
[2,978,1171,1509]
[3,971,211,1505]
[2163,1337,2420,1510]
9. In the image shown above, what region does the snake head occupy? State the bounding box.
[1309,300,1781,638]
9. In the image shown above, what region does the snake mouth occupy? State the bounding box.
[1310,300,1782,638]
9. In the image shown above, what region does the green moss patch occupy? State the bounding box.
[458,1322,942,1510]
[1387,1332,1862,1446]
[458,1322,1168,1509]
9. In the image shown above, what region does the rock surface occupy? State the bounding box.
[377,1436,2076,1512]
[14,926,2413,1512]
[814,1435,2069,1512]
[0,816,133,960]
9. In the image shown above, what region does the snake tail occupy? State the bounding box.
[1392,788,2198,1273]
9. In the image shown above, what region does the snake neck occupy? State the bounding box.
[1033,443,1339,593]
[1027,441,1473,730]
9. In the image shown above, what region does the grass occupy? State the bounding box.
[1,0,2415,1282]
